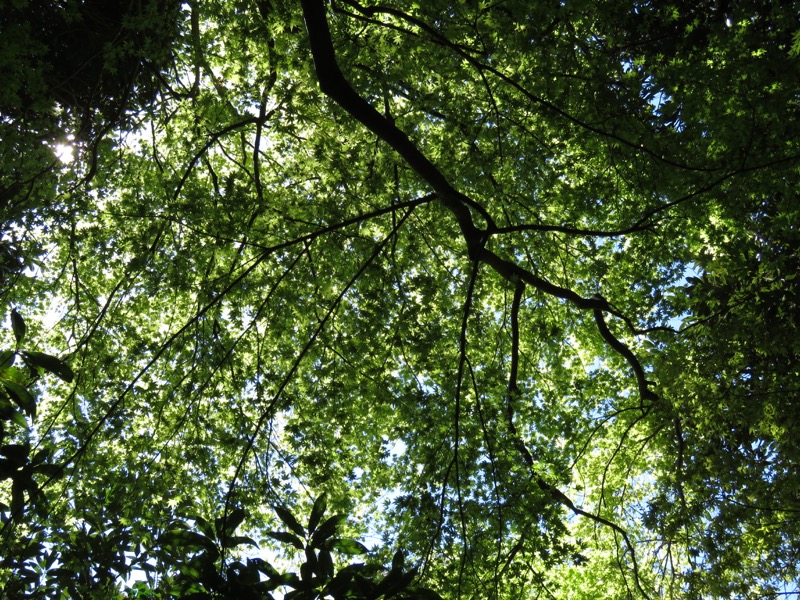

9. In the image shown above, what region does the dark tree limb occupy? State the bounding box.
[592,295,659,406]
[301,3,655,595]
[299,0,658,409]
[506,280,532,467]
[506,283,652,600]
[300,0,491,258]
[334,0,721,174]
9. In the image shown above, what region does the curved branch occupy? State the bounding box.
[506,280,531,464]
[300,0,490,259]
[505,284,652,599]
[592,295,659,406]
[453,259,482,592]
[300,0,657,413]
[335,0,720,174]
[302,6,657,595]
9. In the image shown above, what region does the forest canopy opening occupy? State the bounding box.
[1,0,799,597]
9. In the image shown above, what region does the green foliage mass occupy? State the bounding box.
[1,0,799,597]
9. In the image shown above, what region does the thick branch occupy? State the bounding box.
[300,0,657,404]
[506,280,532,465]
[505,283,651,599]
[592,296,659,405]
[336,0,719,174]
[300,0,490,258]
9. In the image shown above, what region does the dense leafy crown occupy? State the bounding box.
[1,0,799,597]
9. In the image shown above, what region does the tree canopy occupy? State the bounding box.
[1,0,799,597]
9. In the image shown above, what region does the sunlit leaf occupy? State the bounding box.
[8,408,27,428]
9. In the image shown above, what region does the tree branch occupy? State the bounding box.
[505,284,652,599]
[300,0,491,258]
[300,0,659,417]
[335,0,721,174]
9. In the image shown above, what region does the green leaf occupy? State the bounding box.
[307,492,327,535]
[310,514,345,548]
[11,479,25,515]
[0,350,15,370]
[317,548,334,580]
[329,538,368,555]
[159,529,217,551]
[376,567,415,597]
[274,504,306,538]
[30,448,49,466]
[0,378,36,418]
[790,28,800,58]
[299,559,314,583]
[222,535,258,549]
[391,549,405,572]
[33,463,63,478]
[266,530,304,550]
[8,408,27,428]
[191,515,216,540]
[303,546,318,579]
[215,507,245,538]
[10,309,25,344]
[248,557,282,579]
[20,351,74,383]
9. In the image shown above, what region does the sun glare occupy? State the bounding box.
[54,143,74,164]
